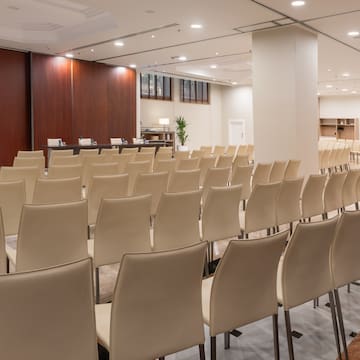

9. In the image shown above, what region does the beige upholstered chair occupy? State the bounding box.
[135,152,154,170]
[199,156,217,186]
[47,164,83,180]
[284,159,301,180]
[241,182,281,238]
[13,156,45,172]
[200,146,213,156]
[9,200,88,272]
[252,163,272,189]
[87,174,129,227]
[330,211,360,360]
[174,150,190,162]
[201,185,242,266]
[225,145,237,158]
[269,160,287,182]
[215,155,233,169]
[100,148,119,158]
[125,161,152,194]
[110,153,136,173]
[176,157,200,170]
[202,167,231,203]
[132,171,169,216]
[153,190,202,251]
[95,243,207,360]
[49,155,81,167]
[79,148,99,156]
[276,178,303,232]
[17,150,44,158]
[213,145,226,157]
[32,177,82,204]
[140,146,156,153]
[278,218,340,360]
[203,232,287,360]
[237,144,248,156]
[191,150,205,159]
[82,162,119,189]
[0,166,40,203]
[155,152,172,161]
[157,147,173,154]
[342,169,360,209]
[301,174,327,221]
[121,147,138,154]
[0,180,25,237]
[323,172,347,218]
[231,165,253,210]
[232,154,249,169]
[0,208,5,274]
[167,169,200,193]
[153,158,176,173]
[91,195,152,303]
[49,149,74,159]
[0,258,98,360]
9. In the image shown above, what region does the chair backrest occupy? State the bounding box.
[174,151,190,162]
[202,185,242,243]
[87,174,129,226]
[342,169,360,207]
[100,148,119,157]
[110,153,136,173]
[0,208,5,274]
[13,156,45,171]
[323,172,347,213]
[331,211,360,289]
[167,169,200,193]
[202,167,230,202]
[32,177,82,204]
[0,258,98,360]
[94,195,152,268]
[176,157,199,170]
[121,147,139,154]
[209,232,287,336]
[155,152,172,161]
[125,161,152,194]
[110,243,206,359]
[0,166,40,203]
[17,150,43,158]
[157,147,173,154]
[16,200,88,272]
[213,145,226,157]
[245,182,281,234]
[232,154,249,169]
[269,160,287,182]
[216,155,233,169]
[280,218,338,310]
[49,149,74,158]
[83,162,119,188]
[49,155,81,167]
[200,146,213,156]
[135,152,154,164]
[79,148,98,156]
[301,174,327,219]
[231,165,253,200]
[0,180,26,236]
[237,144,248,156]
[153,158,176,173]
[133,172,169,216]
[191,150,205,159]
[284,159,301,180]
[225,145,237,157]
[252,163,272,189]
[47,164,83,180]
[199,156,217,186]
[276,177,304,226]
[153,190,202,251]
[140,146,156,153]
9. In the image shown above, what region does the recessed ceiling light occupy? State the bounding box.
[291,1,305,7]
[317,92,320,96]
[212,78,216,81]
[116,66,126,73]
[129,64,136,68]
[352,90,357,94]
[178,56,187,61]
[341,88,349,92]
[326,84,333,88]
[342,72,350,77]
[190,24,203,29]
[90,49,94,52]
[210,64,217,69]
[151,34,155,38]
[215,52,219,56]
[114,41,124,47]
[348,31,360,37]
[327,68,332,72]
[232,82,238,85]
[65,53,74,58]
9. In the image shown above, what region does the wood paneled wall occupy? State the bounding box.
[0,49,30,165]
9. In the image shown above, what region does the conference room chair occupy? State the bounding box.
[125,160,152,194]
[167,169,200,193]
[132,171,169,217]
[232,154,249,169]
[49,155,81,167]
[0,258,98,360]
[47,164,83,180]
[174,151,190,168]
[328,149,338,173]
[135,151,154,163]
[213,145,226,157]
[0,166,41,203]
[215,154,233,169]
[100,148,119,158]
[0,209,5,274]
[155,152,172,161]
[199,156,217,186]
[247,144,255,163]
[231,165,253,210]
[32,177,82,204]
[301,174,327,222]
[335,148,345,171]
[323,172,347,219]
[7,200,88,272]
[176,157,200,170]
[140,146,156,153]
[269,160,287,182]
[201,185,242,269]
[202,167,231,203]
[95,243,207,360]
[87,174,129,228]
[17,150,44,158]
[240,182,281,239]
[153,190,202,251]
[284,159,301,180]
[225,145,237,158]
[252,163,272,189]
[203,232,287,360]
[157,146,173,154]
[79,148,99,156]
[13,156,45,172]
[82,162,119,189]
[121,147,139,154]
[330,211,360,360]
[341,147,351,171]
[276,177,304,233]
[153,158,176,173]
[200,145,213,156]
[191,150,205,159]
[90,195,152,303]
[320,149,331,174]
[277,218,340,360]
[81,154,107,168]
[237,144,248,157]
[342,169,360,210]
[110,153,136,173]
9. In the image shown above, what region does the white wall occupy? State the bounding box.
[140,78,224,150]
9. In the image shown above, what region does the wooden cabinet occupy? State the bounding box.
[319,118,359,140]
[141,130,175,152]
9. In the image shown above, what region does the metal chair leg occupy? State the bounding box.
[211,336,216,360]
[95,267,100,304]
[328,292,342,360]
[6,255,9,273]
[334,289,349,360]
[224,332,230,349]
[199,344,205,360]
[347,283,351,293]
[159,357,165,360]
[273,314,280,360]
[284,310,295,360]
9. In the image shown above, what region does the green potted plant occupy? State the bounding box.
[176,116,189,151]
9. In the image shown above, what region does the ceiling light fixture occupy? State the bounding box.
[178,56,187,61]
[348,31,360,37]
[129,64,136,68]
[210,64,217,69]
[341,88,349,92]
[65,53,74,58]
[352,90,357,94]
[232,82,238,85]
[90,49,94,52]
[151,34,155,38]
[326,84,333,88]
[215,52,219,56]
[190,24,203,29]
[342,72,350,77]
[291,1,305,7]
[114,41,124,47]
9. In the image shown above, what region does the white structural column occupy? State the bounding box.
[252,25,319,178]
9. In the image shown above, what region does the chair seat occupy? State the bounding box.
[95,303,111,349]
[201,276,213,326]
[87,239,94,258]
[276,254,285,305]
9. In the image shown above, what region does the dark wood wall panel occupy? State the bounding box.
[0,49,30,165]
[32,53,73,149]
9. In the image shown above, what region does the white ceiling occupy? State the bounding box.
[1,0,360,94]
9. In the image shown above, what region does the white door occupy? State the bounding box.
[228,119,246,145]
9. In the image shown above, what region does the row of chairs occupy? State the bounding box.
[319,147,351,173]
